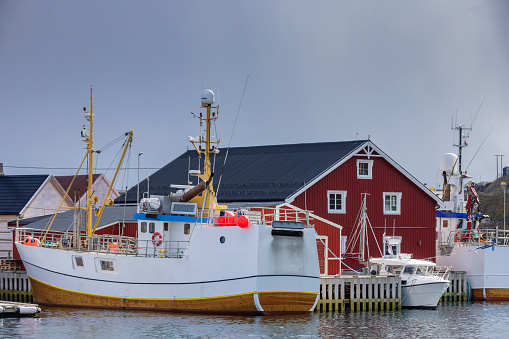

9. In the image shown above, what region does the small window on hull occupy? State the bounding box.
[74,256,84,267]
[149,222,155,233]
[100,260,114,271]
[184,223,190,235]
[141,222,147,233]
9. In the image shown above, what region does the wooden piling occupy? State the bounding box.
[315,275,401,313]
[0,270,33,303]
[441,271,468,301]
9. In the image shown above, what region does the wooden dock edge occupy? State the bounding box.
[315,271,469,313]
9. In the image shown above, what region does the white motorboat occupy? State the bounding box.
[346,194,450,308]
[15,89,320,315]
[370,250,450,309]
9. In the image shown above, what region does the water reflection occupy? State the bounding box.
[1,302,508,338]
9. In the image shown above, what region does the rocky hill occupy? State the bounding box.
[477,177,509,227]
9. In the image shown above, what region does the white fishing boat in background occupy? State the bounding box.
[15,89,320,315]
[435,123,509,300]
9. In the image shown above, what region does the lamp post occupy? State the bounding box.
[502,181,507,244]
[137,152,143,212]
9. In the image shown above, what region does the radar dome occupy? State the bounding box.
[440,153,458,174]
[201,89,214,106]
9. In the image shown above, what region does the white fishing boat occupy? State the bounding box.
[435,123,509,300]
[15,89,320,315]
[370,239,450,309]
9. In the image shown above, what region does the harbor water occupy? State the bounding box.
[1,301,508,338]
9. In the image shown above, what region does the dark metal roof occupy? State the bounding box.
[19,205,137,232]
[0,175,50,215]
[55,174,101,201]
[118,140,367,204]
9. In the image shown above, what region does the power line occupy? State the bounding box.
[3,165,160,171]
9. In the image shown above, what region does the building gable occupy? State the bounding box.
[287,141,444,208]
[21,176,73,219]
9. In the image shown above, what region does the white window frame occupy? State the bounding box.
[328,190,347,214]
[383,192,402,215]
[357,159,374,179]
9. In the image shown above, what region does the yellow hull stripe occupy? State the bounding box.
[29,275,318,301]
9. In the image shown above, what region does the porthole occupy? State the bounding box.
[220,236,225,244]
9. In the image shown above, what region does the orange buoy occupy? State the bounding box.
[108,242,118,252]
[216,210,237,226]
[237,215,250,228]
[23,236,33,246]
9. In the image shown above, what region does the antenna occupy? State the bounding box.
[470,96,486,129]
[216,75,250,196]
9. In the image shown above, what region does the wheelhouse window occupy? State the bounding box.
[383,192,402,215]
[357,159,373,179]
[141,222,147,233]
[100,260,114,271]
[149,222,155,233]
[328,190,347,214]
[184,223,190,235]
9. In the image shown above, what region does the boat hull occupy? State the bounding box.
[401,281,449,308]
[28,277,316,315]
[17,224,320,315]
[437,245,509,301]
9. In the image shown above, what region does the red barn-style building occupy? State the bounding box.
[116,140,444,275]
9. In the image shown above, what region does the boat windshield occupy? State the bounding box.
[402,266,430,275]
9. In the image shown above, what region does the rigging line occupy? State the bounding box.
[96,133,130,153]
[216,75,249,197]
[120,146,132,235]
[367,217,383,257]
[466,126,493,171]
[346,195,364,251]
[470,96,486,130]
[103,137,129,179]
[316,231,361,274]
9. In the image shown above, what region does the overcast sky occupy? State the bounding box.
[1,1,508,192]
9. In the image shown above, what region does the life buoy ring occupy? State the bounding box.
[152,232,163,246]
[454,231,462,242]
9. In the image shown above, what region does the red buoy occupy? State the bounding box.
[237,215,250,228]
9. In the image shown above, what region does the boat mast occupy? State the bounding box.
[452,123,471,210]
[83,88,97,237]
[189,90,221,211]
[359,193,368,264]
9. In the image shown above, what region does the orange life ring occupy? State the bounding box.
[152,232,163,246]
[454,231,462,242]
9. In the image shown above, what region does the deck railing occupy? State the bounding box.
[15,206,313,258]
[15,228,189,258]
[442,227,509,246]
